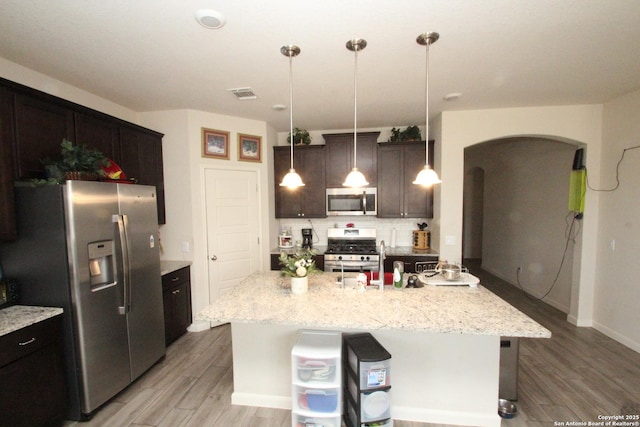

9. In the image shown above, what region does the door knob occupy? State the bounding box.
[210,255,217,261]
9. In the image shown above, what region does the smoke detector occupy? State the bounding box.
[195,9,226,29]
[228,87,258,100]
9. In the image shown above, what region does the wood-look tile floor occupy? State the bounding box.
[64,261,640,427]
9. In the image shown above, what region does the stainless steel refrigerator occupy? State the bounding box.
[0,181,165,420]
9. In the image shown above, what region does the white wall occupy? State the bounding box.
[140,110,192,261]
[464,138,577,313]
[593,89,640,352]
[141,109,273,320]
[439,105,603,327]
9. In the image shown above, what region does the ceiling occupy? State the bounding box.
[2,0,640,132]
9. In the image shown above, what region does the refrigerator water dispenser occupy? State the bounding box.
[88,241,116,291]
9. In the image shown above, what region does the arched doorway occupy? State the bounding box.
[462,137,581,313]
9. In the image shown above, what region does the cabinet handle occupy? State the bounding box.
[171,277,179,282]
[172,289,180,295]
[210,255,217,261]
[19,337,36,346]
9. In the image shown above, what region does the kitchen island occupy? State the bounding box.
[197,271,550,427]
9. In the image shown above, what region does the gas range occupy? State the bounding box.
[324,228,379,272]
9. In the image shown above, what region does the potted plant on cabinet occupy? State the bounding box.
[42,139,109,183]
[287,127,311,145]
[388,125,422,142]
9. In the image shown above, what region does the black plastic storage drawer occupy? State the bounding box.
[343,333,392,427]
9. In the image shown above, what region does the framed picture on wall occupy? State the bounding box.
[238,133,262,162]
[202,128,230,159]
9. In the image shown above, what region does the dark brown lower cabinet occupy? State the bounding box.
[384,255,439,273]
[162,266,192,346]
[0,315,66,427]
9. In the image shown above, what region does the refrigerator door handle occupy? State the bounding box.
[114,214,132,315]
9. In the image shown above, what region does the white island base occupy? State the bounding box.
[231,322,501,427]
[197,272,550,427]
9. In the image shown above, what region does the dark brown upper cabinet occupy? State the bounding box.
[377,141,434,218]
[274,145,326,218]
[13,93,74,179]
[324,132,379,188]
[0,77,166,238]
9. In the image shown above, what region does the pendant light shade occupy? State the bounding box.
[413,32,442,187]
[280,168,305,187]
[343,38,369,188]
[279,45,305,188]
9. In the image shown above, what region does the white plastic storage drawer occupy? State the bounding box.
[292,330,342,388]
[294,356,338,384]
[294,385,341,413]
[293,413,342,427]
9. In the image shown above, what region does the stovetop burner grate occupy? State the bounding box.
[326,238,378,255]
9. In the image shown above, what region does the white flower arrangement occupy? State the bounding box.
[279,248,319,277]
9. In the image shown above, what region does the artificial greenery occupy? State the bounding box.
[279,248,319,277]
[41,139,109,182]
[388,125,422,142]
[287,128,311,145]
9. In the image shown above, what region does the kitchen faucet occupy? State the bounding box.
[379,240,386,290]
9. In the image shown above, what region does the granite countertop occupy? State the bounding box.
[197,271,551,338]
[160,260,192,276]
[0,305,64,337]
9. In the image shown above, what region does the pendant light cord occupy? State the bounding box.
[288,54,295,169]
[424,40,430,167]
[353,46,358,169]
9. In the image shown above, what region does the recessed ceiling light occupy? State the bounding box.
[272,104,287,111]
[444,92,462,101]
[195,9,226,29]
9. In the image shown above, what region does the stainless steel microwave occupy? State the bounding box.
[326,187,377,216]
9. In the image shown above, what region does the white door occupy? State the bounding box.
[204,168,261,302]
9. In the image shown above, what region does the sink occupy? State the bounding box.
[337,277,359,288]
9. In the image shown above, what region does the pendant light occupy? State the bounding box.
[279,45,305,188]
[413,32,442,187]
[343,38,369,188]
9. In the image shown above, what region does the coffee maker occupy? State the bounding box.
[301,228,313,249]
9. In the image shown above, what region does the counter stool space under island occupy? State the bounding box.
[196,271,551,427]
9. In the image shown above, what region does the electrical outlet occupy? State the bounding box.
[182,241,190,253]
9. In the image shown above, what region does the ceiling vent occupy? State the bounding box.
[228,87,257,100]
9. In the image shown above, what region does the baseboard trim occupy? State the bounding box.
[186,320,210,332]
[592,321,640,354]
[393,405,501,427]
[231,392,291,409]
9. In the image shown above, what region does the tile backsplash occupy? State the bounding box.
[276,217,431,249]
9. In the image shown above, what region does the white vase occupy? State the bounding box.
[291,276,308,295]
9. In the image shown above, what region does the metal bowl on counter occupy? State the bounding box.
[498,399,518,418]
[438,263,462,281]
